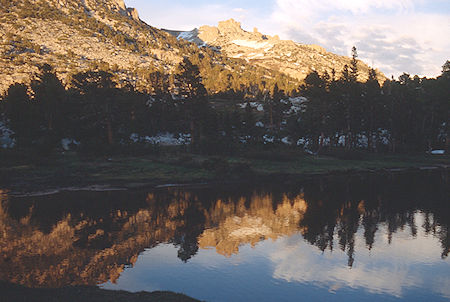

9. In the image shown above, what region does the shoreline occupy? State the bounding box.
[2,155,449,195]
[0,281,200,302]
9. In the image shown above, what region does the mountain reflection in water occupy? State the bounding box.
[0,171,449,301]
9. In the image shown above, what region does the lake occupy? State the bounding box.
[1,170,449,301]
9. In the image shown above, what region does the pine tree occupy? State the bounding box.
[176,57,207,99]
[340,47,362,150]
[363,68,381,151]
[301,71,330,151]
[175,57,209,151]
[71,70,120,146]
[31,64,66,134]
[3,83,37,147]
[350,46,358,82]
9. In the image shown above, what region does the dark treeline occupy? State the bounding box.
[0,51,449,156]
[297,49,450,153]
[0,60,216,155]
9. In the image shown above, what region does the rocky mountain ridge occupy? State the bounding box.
[0,0,182,92]
[0,0,299,95]
[0,0,383,96]
[29,0,139,20]
[169,19,385,82]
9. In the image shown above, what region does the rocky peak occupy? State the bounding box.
[83,0,126,12]
[172,19,385,83]
[217,19,244,34]
[126,7,139,21]
[110,0,126,10]
[195,25,219,43]
[84,0,139,20]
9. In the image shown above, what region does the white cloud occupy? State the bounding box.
[126,0,448,78]
[233,8,246,13]
[271,0,450,77]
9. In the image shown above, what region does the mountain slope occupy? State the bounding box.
[0,0,189,91]
[169,19,385,82]
[0,1,383,97]
[0,0,297,94]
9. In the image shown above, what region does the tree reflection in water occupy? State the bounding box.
[300,172,449,263]
[0,170,448,288]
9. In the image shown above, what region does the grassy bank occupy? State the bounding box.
[0,149,449,193]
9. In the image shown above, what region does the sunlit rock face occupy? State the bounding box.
[1,1,292,96]
[126,7,139,21]
[172,19,385,83]
[28,0,129,15]
[0,0,180,93]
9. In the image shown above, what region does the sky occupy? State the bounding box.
[124,0,450,78]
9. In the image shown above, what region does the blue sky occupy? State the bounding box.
[124,0,450,78]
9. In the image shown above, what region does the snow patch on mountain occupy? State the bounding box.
[248,53,264,59]
[176,29,208,47]
[231,40,273,51]
[177,31,197,42]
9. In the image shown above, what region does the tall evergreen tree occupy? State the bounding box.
[2,83,37,147]
[300,71,330,151]
[31,64,66,144]
[350,46,359,82]
[71,70,121,146]
[363,68,382,151]
[175,57,209,151]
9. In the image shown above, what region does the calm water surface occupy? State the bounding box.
[1,171,449,301]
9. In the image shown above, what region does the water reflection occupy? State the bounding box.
[271,216,449,298]
[0,171,448,300]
